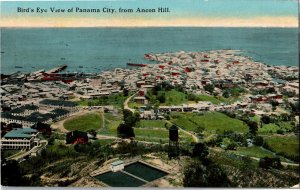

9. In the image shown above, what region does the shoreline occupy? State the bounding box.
[1,49,299,76]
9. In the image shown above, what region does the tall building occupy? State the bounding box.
[0,128,39,150]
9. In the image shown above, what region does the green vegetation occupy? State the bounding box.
[1,150,20,159]
[64,111,102,132]
[78,93,126,108]
[231,146,292,163]
[187,94,239,105]
[259,123,279,134]
[183,159,230,187]
[264,135,299,161]
[46,142,77,158]
[128,101,144,109]
[135,128,169,139]
[99,113,122,136]
[195,94,223,104]
[232,146,275,158]
[93,139,115,146]
[134,126,193,143]
[259,122,294,135]
[117,109,138,138]
[139,120,171,129]
[163,90,187,105]
[209,151,299,187]
[170,112,248,133]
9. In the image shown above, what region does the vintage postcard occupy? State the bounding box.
[0,0,299,188]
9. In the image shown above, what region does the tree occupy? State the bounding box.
[261,115,270,124]
[123,88,129,96]
[123,109,138,127]
[266,87,276,94]
[32,122,52,136]
[157,93,166,103]
[259,157,282,169]
[1,122,7,128]
[183,160,230,187]
[270,100,279,110]
[204,84,214,93]
[280,113,290,122]
[120,80,125,90]
[133,112,140,123]
[294,124,299,135]
[226,142,238,150]
[1,160,28,186]
[87,101,93,107]
[117,123,135,138]
[290,102,299,115]
[192,143,209,160]
[276,129,284,135]
[48,135,55,145]
[247,121,258,135]
[253,136,264,146]
[7,123,22,129]
[222,91,230,98]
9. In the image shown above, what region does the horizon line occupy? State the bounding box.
[1,26,298,28]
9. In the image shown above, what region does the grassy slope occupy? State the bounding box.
[197,94,223,104]
[232,146,275,158]
[99,113,122,136]
[264,135,299,159]
[64,112,102,131]
[170,112,248,133]
[258,122,294,134]
[163,90,187,105]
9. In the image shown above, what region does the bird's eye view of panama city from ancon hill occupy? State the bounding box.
[0,0,299,188]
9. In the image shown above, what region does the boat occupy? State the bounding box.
[79,66,83,68]
[15,66,23,68]
[127,63,148,67]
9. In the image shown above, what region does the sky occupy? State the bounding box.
[0,0,298,27]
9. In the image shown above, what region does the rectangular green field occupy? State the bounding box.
[139,120,171,129]
[170,112,248,133]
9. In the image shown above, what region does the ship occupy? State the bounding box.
[127,63,148,67]
[45,64,67,74]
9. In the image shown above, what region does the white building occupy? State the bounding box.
[110,160,124,172]
[0,128,39,150]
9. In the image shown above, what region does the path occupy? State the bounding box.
[124,92,138,112]
[7,140,48,161]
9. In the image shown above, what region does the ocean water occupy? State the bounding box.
[0,27,298,74]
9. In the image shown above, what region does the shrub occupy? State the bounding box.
[259,157,282,169]
[253,136,264,146]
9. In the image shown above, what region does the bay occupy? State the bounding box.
[1,27,298,74]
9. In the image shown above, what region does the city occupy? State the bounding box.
[1,50,299,187]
